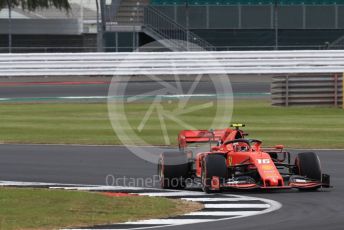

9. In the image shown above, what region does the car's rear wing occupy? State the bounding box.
[178,129,229,149]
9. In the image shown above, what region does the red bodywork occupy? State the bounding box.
[178,127,326,190]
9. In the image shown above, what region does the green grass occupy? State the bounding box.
[0,188,200,230]
[0,103,116,145]
[0,99,344,148]
[231,100,344,148]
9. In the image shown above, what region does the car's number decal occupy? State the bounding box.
[257,159,270,164]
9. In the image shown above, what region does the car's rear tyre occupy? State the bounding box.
[201,154,227,193]
[158,151,189,189]
[295,152,322,190]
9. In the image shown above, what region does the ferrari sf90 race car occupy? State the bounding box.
[158,124,331,193]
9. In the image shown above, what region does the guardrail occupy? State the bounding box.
[2,50,344,76]
[272,74,343,107]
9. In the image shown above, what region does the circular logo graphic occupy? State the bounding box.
[107,40,233,164]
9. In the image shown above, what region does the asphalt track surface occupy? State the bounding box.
[0,144,343,230]
[0,81,270,98]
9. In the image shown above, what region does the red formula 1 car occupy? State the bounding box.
[158,124,331,193]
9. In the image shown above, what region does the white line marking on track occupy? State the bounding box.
[136,191,205,196]
[204,203,271,208]
[125,219,215,225]
[186,211,261,216]
[181,197,262,202]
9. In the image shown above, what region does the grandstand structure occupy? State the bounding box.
[1,0,344,51]
[0,1,97,52]
[138,0,344,50]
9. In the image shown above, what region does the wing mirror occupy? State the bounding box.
[275,145,284,150]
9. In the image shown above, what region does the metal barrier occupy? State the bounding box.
[143,6,215,51]
[105,3,215,51]
[2,50,344,76]
[271,74,343,107]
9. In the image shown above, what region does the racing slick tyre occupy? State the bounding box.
[201,154,227,193]
[158,151,189,189]
[295,152,322,190]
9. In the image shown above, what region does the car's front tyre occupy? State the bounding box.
[201,154,227,193]
[295,152,322,190]
[158,151,189,189]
